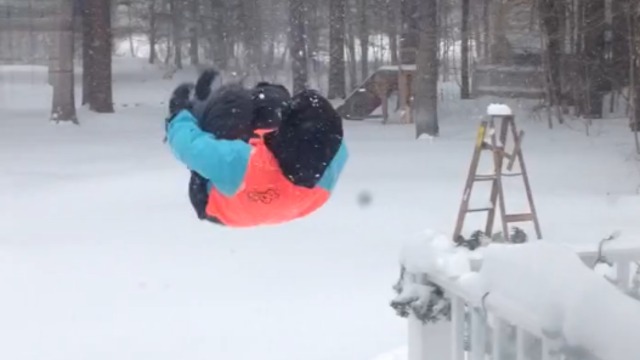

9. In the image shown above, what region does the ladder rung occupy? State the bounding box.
[467,207,493,213]
[474,173,522,181]
[474,174,497,181]
[504,213,534,223]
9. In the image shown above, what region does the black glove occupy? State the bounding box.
[164,83,195,142]
[169,83,195,114]
[166,83,195,127]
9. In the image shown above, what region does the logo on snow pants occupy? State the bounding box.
[247,188,280,204]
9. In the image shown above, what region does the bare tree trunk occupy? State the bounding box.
[126,4,135,56]
[164,36,172,65]
[399,0,418,64]
[461,0,470,98]
[81,0,92,105]
[328,0,346,99]
[250,0,266,76]
[148,0,157,64]
[289,0,308,93]
[573,0,587,117]
[236,1,248,70]
[171,0,183,69]
[346,17,358,91]
[207,0,227,70]
[84,0,114,113]
[386,0,399,64]
[471,0,483,60]
[489,0,509,64]
[482,0,490,61]
[632,0,640,133]
[539,0,563,106]
[583,0,606,118]
[357,0,369,80]
[413,0,439,137]
[635,7,640,124]
[567,0,576,54]
[189,0,200,66]
[440,0,450,82]
[305,0,321,82]
[51,0,77,123]
[48,27,59,86]
[612,0,630,90]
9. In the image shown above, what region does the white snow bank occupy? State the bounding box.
[370,346,407,360]
[486,103,512,116]
[417,133,435,141]
[467,242,640,360]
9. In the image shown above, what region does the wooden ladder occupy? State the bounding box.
[452,113,542,243]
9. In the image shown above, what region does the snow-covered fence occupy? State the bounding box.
[392,231,640,360]
[570,241,640,295]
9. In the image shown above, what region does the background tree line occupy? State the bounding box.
[2,0,640,139]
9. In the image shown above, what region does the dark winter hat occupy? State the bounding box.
[251,82,292,130]
[264,89,344,188]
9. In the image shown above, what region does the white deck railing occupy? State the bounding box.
[405,242,640,360]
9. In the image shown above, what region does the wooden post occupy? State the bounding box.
[374,73,390,124]
[381,86,389,124]
[398,69,409,123]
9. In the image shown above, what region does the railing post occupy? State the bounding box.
[491,318,506,360]
[407,314,428,360]
[451,295,465,360]
[470,307,487,360]
[616,260,631,291]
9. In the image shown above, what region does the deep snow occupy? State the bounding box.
[2,57,640,360]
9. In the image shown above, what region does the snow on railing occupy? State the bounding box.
[391,231,640,360]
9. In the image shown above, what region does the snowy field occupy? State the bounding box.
[2,58,640,360]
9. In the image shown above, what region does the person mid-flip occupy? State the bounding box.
[165,69,348,227]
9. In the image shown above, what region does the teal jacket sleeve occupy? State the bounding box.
[166,110,251,196]
[317,141,348,192]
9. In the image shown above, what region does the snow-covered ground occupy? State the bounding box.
[2,57,640,360]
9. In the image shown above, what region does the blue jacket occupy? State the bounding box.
[167,110,348,197]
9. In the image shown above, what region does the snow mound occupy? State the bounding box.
[417,133,435,141]
[400,229,475,277]
[487,103,513,116]
[392,230,476,323]
[369,346,407,360]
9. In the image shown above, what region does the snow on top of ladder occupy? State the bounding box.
[487,103,513,116]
